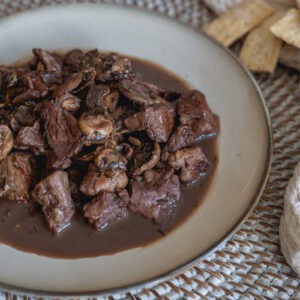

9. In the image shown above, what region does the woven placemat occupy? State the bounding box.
[1,1,299,299]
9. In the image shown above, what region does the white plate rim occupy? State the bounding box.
[0,3,273,298]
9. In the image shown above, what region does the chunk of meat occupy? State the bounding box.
[80,169,128,196]
[84,190,129,230]
[0,125,13,162]
[14,121,47,155]
[129,168,180,225]
[78,113,114,144]
[124,104,175,142]
[177,90,219,137]
[144,104,175,142]
[37,101,82,160]
[165,125,197,152]
[124,111,146,132]
[94,53,132,82]
[63,49,84,72]
[32,171,75,234]
[0,152,35,201]
[118,77,152,105]
[168,146,208,183]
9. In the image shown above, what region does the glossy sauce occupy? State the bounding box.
[0,57,218,258]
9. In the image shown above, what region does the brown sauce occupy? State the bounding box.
[0,57,218,258]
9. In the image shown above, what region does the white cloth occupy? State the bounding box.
[280,162,300,276]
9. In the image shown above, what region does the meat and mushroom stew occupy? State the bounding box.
[0,49,219,258]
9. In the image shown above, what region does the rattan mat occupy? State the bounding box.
[0,1,299,299]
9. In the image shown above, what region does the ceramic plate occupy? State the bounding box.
[0,4,272,298]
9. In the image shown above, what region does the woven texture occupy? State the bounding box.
[1,1,300,299]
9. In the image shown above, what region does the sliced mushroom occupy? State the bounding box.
[86,84,109,109]
[0,125,13,162]
[128,136,141,147]
[10,105,36,132]
[80,170,128,196]
[32,48,61,73]
[12,89,48,104]
[167,146,208,183]
[73,68,96,93]
[60,94,81,112]
[94,148,127,172]
[54,72,82,97]
[102,89,119,112]
[73,147,102,163]
[133,142,161,176]
[21,71,49,91]
[118,77,152,105]
[111,58,131,75]
[120,143,133,160]
[1,69,18,90]
[79,113,114,144]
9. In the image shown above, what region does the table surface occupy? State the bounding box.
[0,1,299,299]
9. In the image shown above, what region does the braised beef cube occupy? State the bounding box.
[124,111,146,132]
[144,104,175,142]
[32,171,75,233]
[63,49,84,72]
[0,152,35,201]
[129,168,180,225]
[118,77,152,105]
[0,125,13,162]
[124,104,175,143]
[168,146,208,183]
[177,90,219,137]
[84,190,129,230]
[14,121,47,155]
[37,101,82,160]
[165,125,197,152]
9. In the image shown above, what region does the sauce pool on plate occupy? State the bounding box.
[0,53,218,258]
